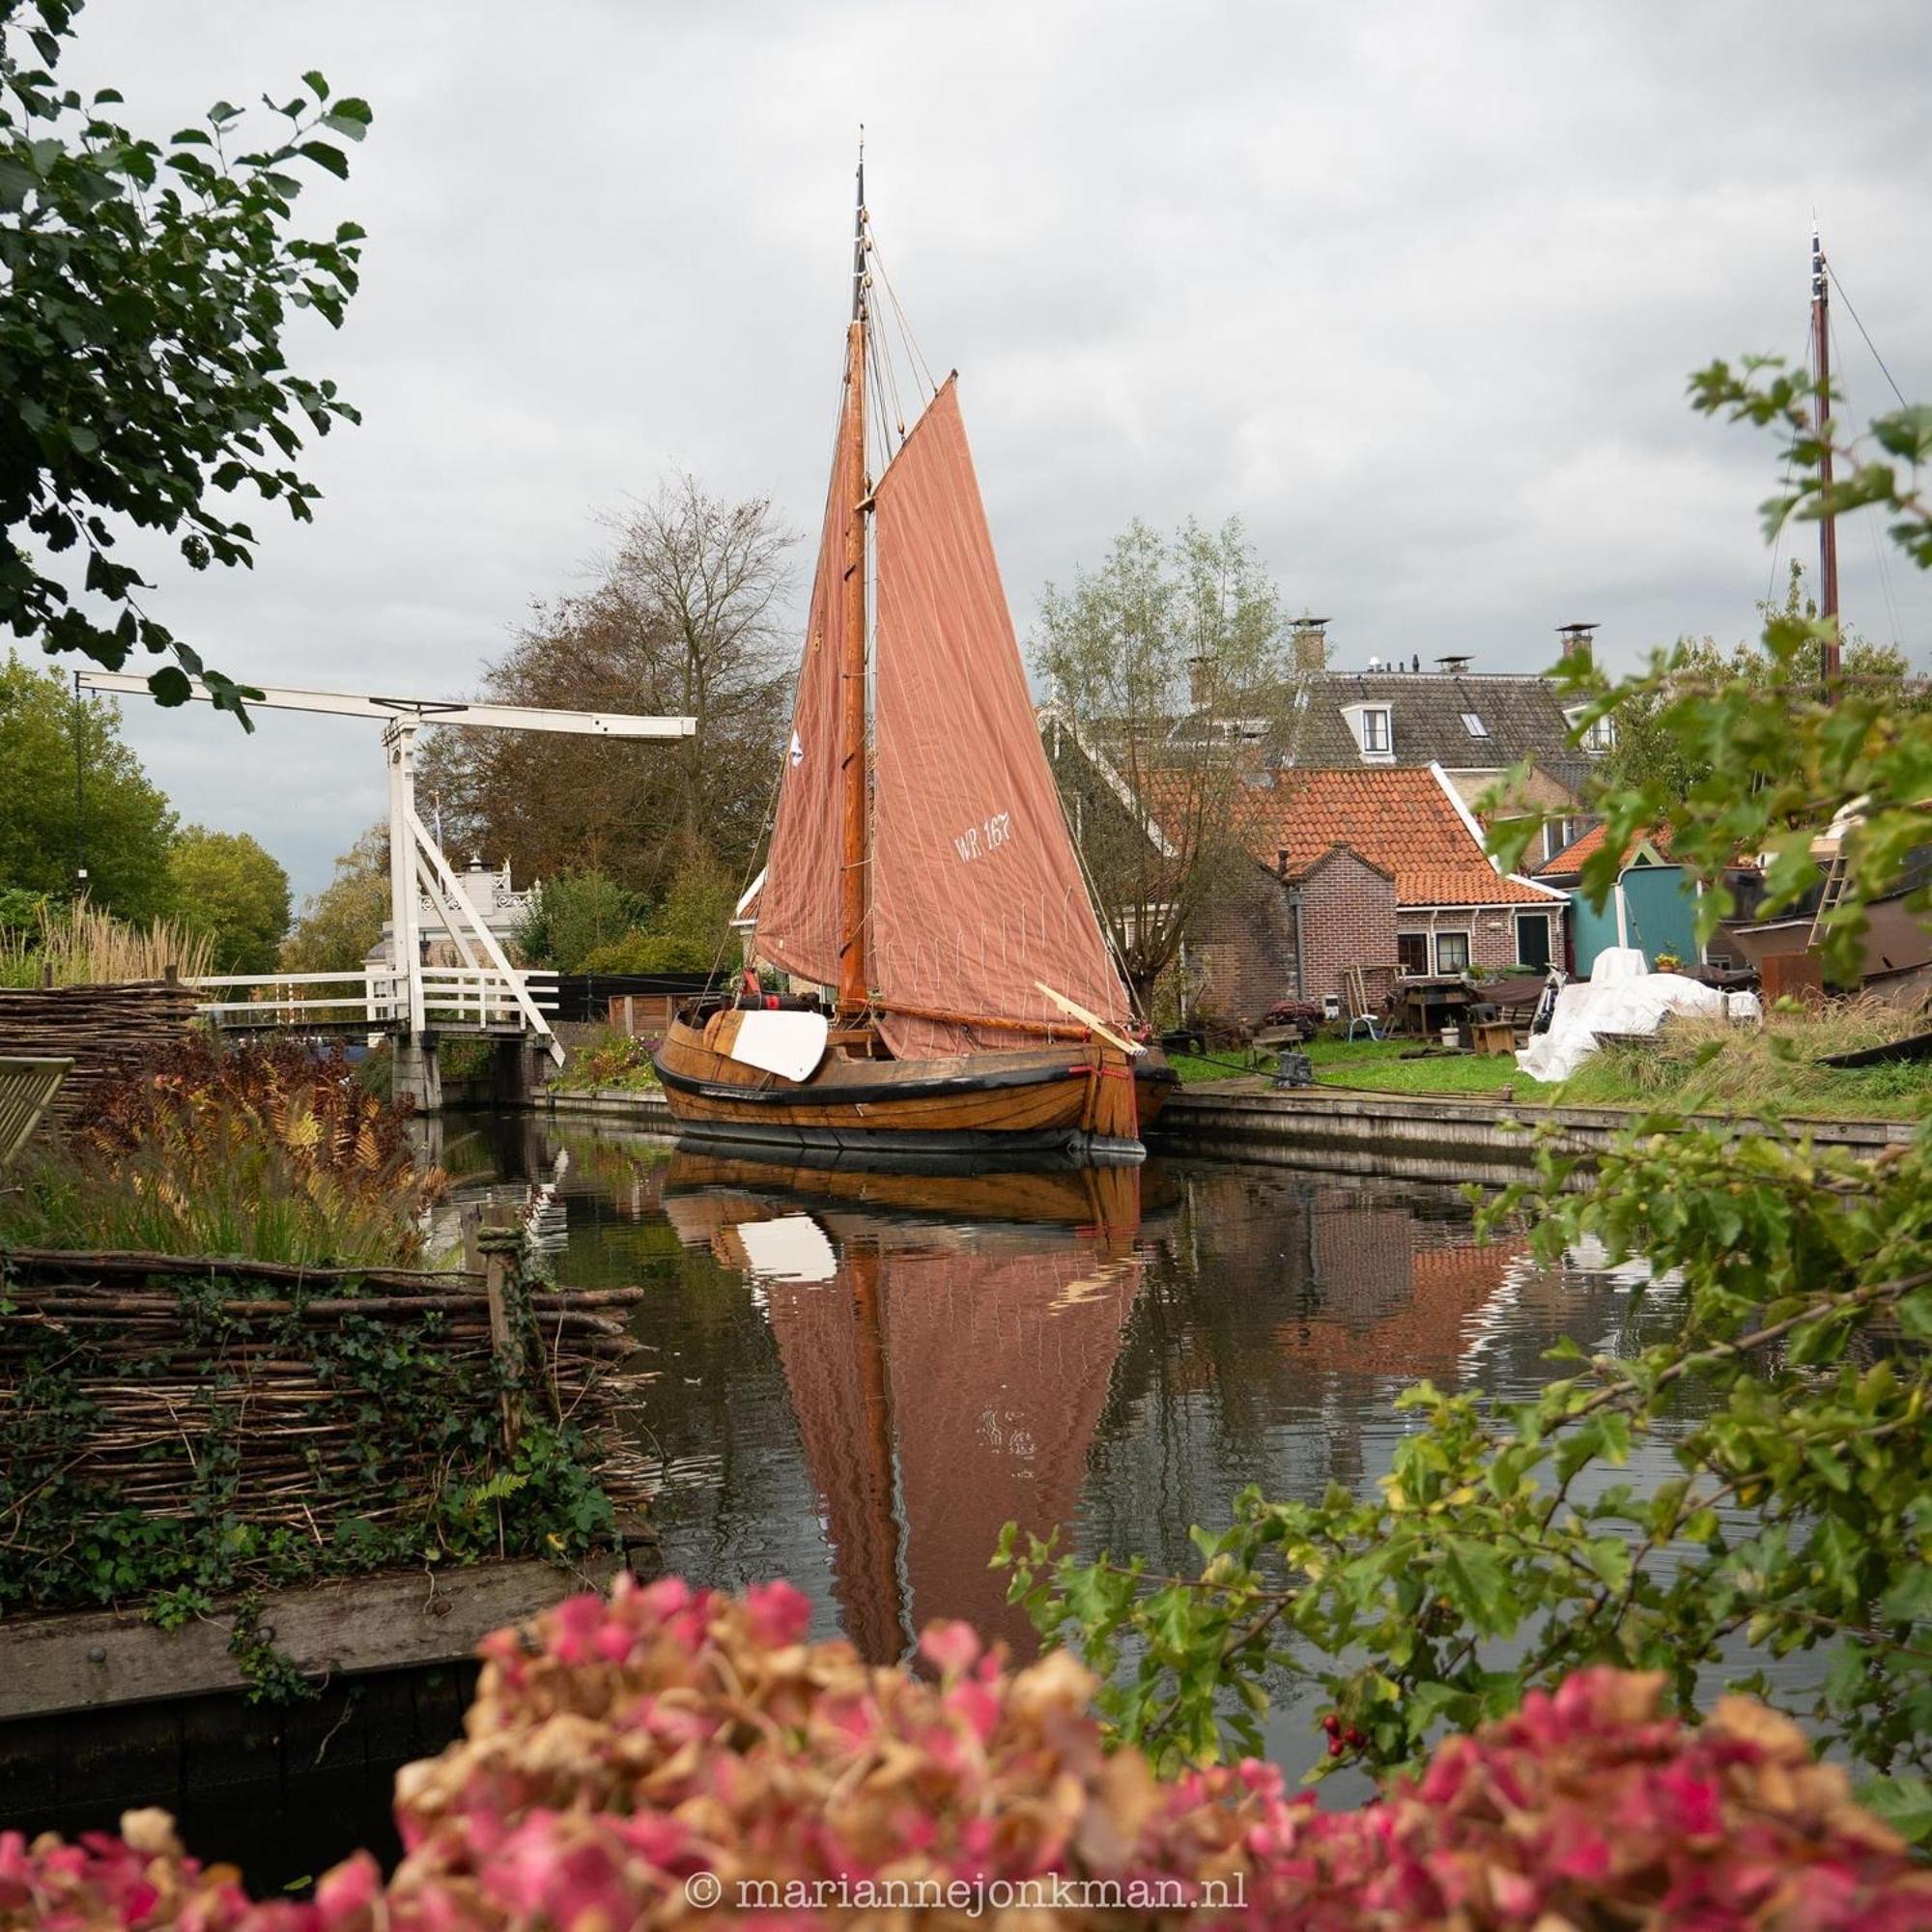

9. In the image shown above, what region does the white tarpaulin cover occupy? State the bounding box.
[1517,967,1726,1083]
[724,1009,830,1083]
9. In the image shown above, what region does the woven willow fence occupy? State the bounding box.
[0,1241,652,1612]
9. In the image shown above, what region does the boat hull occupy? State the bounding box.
[654,1014,1155,1160]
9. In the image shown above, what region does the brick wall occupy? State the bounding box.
[1296,850,1400,1011]
[1395,901,1565,977]
[1185,864,1298,1024]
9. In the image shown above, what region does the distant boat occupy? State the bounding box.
[656,158,1175,1158]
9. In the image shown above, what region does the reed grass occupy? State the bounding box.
[0,896,215,988]
[1554,995,1929,1120]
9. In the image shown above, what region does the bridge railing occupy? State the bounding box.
[418,966,558,1029]
[188,968,559,1033]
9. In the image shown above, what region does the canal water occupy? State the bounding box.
[18,1110,1782,1892]
[441,1109,1690,1779]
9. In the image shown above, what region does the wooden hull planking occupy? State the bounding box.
[654,1013,1151,1158]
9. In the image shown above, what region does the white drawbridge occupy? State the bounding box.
[78,672,694,1102]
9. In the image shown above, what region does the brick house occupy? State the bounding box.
[1187,765,1569,1023]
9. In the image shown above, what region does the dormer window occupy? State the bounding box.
[1344,702,1394,760]
[1461,712,1489,739]
[1564,705,1616,753]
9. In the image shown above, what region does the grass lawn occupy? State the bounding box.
[1166,1014,1929,1120]
[1167,1039,1543,1095]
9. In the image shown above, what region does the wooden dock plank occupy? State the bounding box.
[0,1556,624,1721]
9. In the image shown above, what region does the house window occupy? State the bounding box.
[1434,929,1471,975]
[1344,703,1394,759]
[1396,931,1431,978]
[1515,911,1551,970]
[1460,712,1489,738]
[1564,706,1616,753]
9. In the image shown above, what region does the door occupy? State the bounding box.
[1516,912,1551,971]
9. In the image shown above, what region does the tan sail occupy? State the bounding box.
[752,341,860,989]
[870,380,1131,1061]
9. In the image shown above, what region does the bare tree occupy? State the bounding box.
[421,476,795,895]
[1035,517,1298,1012]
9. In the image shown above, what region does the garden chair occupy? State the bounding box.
[1343,966,1383,1042]
[0,1056,71,1169]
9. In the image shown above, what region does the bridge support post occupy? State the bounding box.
[491,1037,547,1108]
[393,1035,442,1114]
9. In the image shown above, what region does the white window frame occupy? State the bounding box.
[1460,711,1489,739]
[1344,702,1395,760]
[1564,705,1616,753]
[1433,928,1472,975]
[1514,910,1552,969]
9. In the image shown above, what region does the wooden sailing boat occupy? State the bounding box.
[656,159,1176,1158]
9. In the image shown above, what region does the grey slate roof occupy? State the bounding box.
[1287,670,1598,790]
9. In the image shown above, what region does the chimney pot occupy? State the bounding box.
[1186,653,1214,710]
[1291,614,1330,673]
[1435,654,1472,673]
[1557,621,1599,662]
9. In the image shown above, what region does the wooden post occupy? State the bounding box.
[476,1226,524,1453]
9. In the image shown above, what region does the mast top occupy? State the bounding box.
[851,129,867,325]
[1812,225,1827,304]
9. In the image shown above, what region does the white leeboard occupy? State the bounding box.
[725,1009,829,1083]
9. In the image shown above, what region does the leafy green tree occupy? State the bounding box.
[1,1,370,719]
[0,653,175,916]
[1598,563,1918,800]
[1003,363,1932,1837]
[513,869,642,974]
[1034,517,1298,1009]
[280,822,385,974]
[581,853,738,974]
[165,824,289,972]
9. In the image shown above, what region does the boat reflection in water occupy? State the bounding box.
[661,1146,1168,1662]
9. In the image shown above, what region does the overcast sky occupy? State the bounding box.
[38,0,1932,901]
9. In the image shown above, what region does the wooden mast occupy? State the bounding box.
[837,142,870,1013]
[1811,227,1841,694]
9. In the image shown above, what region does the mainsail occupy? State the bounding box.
[752,343,859,988]
[870,381,1131,1059]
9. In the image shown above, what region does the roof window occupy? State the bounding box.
[1343,702,1394,760]
[1461,711,1489,738]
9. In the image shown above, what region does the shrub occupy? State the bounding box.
[514,870,643,973]
[0,1037,444,1264]
[11,1584,1927,1929]
[556,1025,658,1091]
[582,853,739,976]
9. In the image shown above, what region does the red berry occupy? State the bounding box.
[1321,1714,1340,1735]
[1327,1737,1345,1757]
[1346,1726,1366,1747]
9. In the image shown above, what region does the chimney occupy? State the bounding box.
[1435,654,1472,673]
[1291,614,1329,673]
[1557,621,1599,663]
[1186,653,1214,710]
[1276,846,1289,876]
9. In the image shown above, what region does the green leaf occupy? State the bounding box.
[298,140,349,180]
[1858,1775,1932,1846]
[148,667,193,706]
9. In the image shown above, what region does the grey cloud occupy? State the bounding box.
[45,0,1932,900]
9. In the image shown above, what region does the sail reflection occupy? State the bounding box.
[662,1152,1153,1662]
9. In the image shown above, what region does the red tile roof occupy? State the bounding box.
[1244,766,1559,908]
[1537,823,1672,877]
